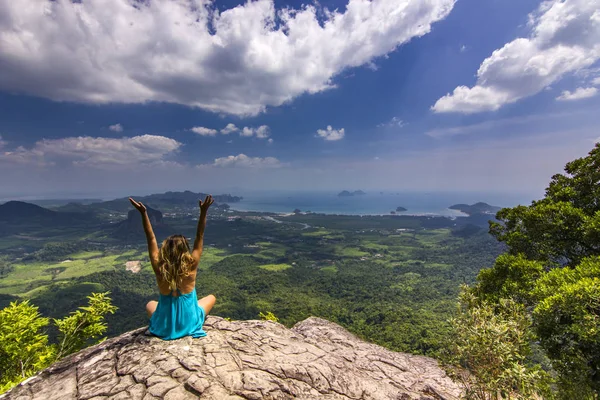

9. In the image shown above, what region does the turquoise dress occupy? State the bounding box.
[149,287,207,340]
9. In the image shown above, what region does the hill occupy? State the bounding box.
[0,201,58,222]
[2,317,462,400]
[90,191,242,212]
[112,206,171,241]
[0,201,94,225]
[448,202,501,216]
[338,190,366,197]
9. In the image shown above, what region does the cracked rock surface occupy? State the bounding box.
[2,316,462,400]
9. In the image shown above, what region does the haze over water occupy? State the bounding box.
[229,191,535,216]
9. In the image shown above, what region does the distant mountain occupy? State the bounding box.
[396,206,407,212]
[91,191,242,212]
[338,190,366,197]
[55,202,98,213]
[0,201,57,222]
[449,202,501,216]
[133,191,242,205]
[29,198,102,208]
[112,206,171,241]
[0,201,96,236]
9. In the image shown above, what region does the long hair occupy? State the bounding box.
[158,234,195,291]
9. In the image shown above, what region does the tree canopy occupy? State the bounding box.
[454,144,600,398]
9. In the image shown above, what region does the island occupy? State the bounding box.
[449,202,501,216]
[396,206,407,212]
[338,190,366,197]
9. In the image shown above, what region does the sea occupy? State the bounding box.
[228,191,536,217]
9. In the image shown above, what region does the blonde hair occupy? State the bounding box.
[158,235,195,291]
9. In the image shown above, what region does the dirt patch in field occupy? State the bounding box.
[125,261,142,273]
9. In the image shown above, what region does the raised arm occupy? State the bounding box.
[129,198,159,269]
[192,195,214,266]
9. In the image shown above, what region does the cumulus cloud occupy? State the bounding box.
[255,126,270,139]
[267,138,273,144]
[241,127,255,138]
[556,86,598,101]
[240,125,270,139]
[109,123,123,132]
[317,126,345,141]
[432,0,600,113]
[592,77,600,85]
[191,126,218,136]
[0,0,456,116]
[211,154,281,168]
[220,124,239,135]
[0,135,181,168]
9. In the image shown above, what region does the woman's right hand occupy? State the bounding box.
[199,195,214,214]
[129,197,147,214]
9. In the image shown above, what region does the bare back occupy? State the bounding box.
[155,266,198,296]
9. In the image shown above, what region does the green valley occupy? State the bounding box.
[0,195,503,357]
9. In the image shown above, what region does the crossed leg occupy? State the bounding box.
[198,294,216,314]
[146,300,158,318]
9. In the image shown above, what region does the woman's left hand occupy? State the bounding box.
[200,195,214,214]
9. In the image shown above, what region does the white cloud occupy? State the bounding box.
[241,127,255,137]
[0,135,181,168]
[432,0,600,113]
[556,86,598,101]
[267,138,273,144]
[377,117,406,128]
[211,154,281,168]
[592,77,600,86]
[240,125,271,139]
[109,123,123,132]
[316,126,345,141]
[191,126,218,136]
[0,0,456,116]
[255,126,270,139]
[220,124,239,135]
[0,135,5,149]
[460,45,467,53]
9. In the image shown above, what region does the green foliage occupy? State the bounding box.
[490,144,600,267]
[0,293,116,394]
[532,257,600,397]
[476,254,544,306]
[0,301,55,392]
[0,258,13,279]
[442,289,551,400]
[23,242,100,262]
[258,311,279,322]
[54,292,118,359]
[471,144,600,398]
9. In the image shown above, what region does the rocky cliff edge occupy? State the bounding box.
[2,316,462,400]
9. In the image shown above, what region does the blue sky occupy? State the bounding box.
[0,0,599,200]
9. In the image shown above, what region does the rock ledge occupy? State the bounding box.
[2,316,462,399]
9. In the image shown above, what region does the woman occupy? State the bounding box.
[129,195,217,340]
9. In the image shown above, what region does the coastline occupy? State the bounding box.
[229,206,469,218]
